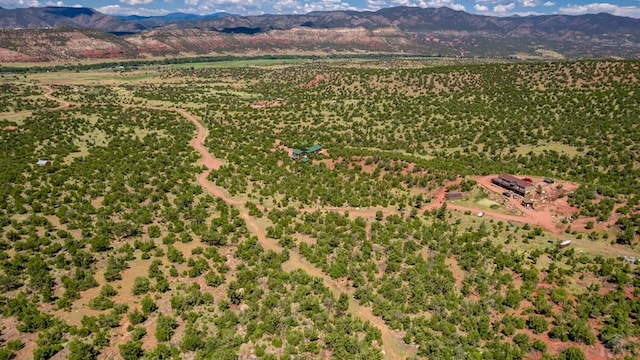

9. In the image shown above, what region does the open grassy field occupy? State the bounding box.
[453,187,512,214]
[0,57,639,360]
[170,58,312,68]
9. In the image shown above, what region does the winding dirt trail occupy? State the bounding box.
[176,108,224,171]
[34,83,582,238]
[44,85,415,360]
[184,107,414,359]
[43,85,71,110]
[0,85,69,123]
[38,85,413,358]
[38,83,636,359]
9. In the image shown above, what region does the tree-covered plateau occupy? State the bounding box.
[0,58,638,359]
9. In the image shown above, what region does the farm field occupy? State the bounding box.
[0,57,639,360]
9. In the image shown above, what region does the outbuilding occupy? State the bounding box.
[522,199,535,208]
[291,149,304,159]
[306,144,322,154]
[36,160,52,166]
[445,192,464,200]
[492,174,535,196]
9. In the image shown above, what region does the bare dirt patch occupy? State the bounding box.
[189,108,413,360]
[467,175,578,234]
[518,328,615,360]
[444,256,465,291]
[303,75,325,88]
[293,233,317,246]
[250,99,283,109]
[273,139,294,155]
[316,158,338,170]
[43,85,72,110]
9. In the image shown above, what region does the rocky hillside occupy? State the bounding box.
[0,27,138,62]
[0,7,143,33]
[0,6,639,62]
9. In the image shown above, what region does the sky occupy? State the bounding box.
[1,0,639,19]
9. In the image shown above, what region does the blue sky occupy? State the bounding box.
[1,0,639,18]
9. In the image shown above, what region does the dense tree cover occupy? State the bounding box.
[0,83,57,113]
[101,59,640,238]
[268,207,639,358]
[0,53,453,74]
[0,77,385,358]
[0,58,639,359]
[189,60,640,212]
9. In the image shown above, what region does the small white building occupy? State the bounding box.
[36,160,52,166]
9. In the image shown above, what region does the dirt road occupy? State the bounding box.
[185,107,414,359]
[39,85,412,358]
[36,85,608,241]
[43,85,71,110]
[172,107,225,171]
[473,175,567,234]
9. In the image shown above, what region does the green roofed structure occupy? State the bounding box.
[306,144,322,154]
[292,149,304,159]
[301,157,311,163]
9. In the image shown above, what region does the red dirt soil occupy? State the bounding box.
[188,108,413,360]
[303,75,325,88]
[43,85,72,110]
[295,171,617,239]
[440,175,579,235]
[519,328,615,360]
[251,99,282,109]
[37,85,634,360]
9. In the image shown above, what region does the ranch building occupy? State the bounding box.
[522,199,535,208]
[492,174,534,197]
[306,144,322,154]
[291,149,304,159]
[445,192,464,200]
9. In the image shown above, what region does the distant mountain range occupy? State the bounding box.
[0,6,638,62]
[116,12,235,25]
[0,7,143,33]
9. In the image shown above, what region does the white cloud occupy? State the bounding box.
[422,0,465,11]
[0,0,38,6]
[96,4,123,13]
[119,0,154,5]
[518,0,540,7]
[543,1,554,6]
[558,3,640,18]
[97,4,169,15]
[277,0,357,14]
[493,2,515,13]
[366,0,387,10]
[513,10,544,15]
[469,0,506,4]
[474,4,489,11]
[183,0,464,15]
[0,0,91,7]
[421,0,465,11]
[363,0,465,12]
[187,0,263,14]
